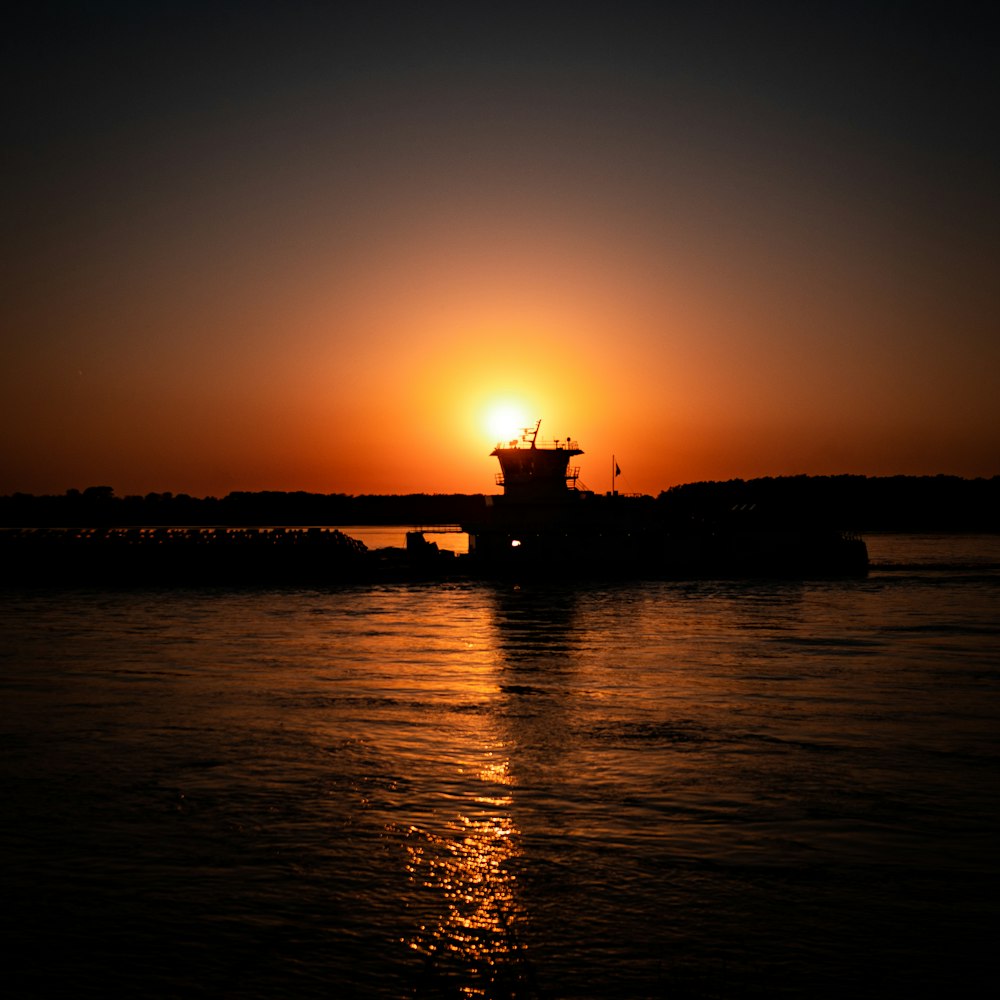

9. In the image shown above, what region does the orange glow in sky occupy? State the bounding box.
[2,6,997,497]
[483,403,534,447]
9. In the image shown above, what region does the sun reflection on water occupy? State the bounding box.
[401,751,532,997]
[478,756,512,787]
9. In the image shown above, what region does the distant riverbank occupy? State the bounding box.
[2,474,998,532]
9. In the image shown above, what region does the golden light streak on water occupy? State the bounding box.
[402,747,529,995]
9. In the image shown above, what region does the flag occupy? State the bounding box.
[615,463,621,477]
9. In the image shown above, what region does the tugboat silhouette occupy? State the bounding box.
[460,420,868,578]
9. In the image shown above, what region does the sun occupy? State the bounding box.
[484,401,531,445]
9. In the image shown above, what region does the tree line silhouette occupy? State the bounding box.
[2,475,997,531]
[657,474,1000,532]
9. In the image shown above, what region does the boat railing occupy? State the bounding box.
[496,467,584,489]
[495,438,579,451]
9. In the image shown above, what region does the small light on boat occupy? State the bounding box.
[511,539,521,547]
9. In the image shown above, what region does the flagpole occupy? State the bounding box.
[612,454,616,497]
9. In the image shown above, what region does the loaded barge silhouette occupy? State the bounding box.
[1,421,867,584]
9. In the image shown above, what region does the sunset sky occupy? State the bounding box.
[3,2,997,497]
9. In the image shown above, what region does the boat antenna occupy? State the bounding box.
[522,420,541,448]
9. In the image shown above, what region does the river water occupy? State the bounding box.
[1,534,998,997]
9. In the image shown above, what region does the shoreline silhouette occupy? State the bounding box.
[2,475,998,532]
[2,474,997,586]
